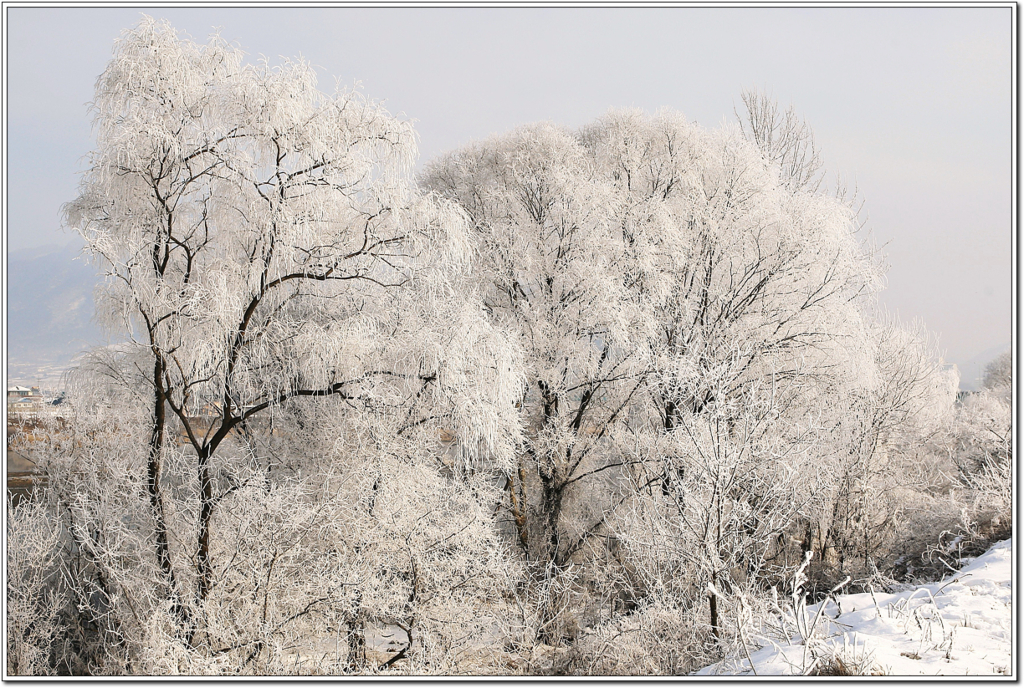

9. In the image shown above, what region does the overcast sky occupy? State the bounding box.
[3,5,1013,375]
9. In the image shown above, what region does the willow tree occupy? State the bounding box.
[582,108,884,635]
[424,106,889,652]
[60,17,523,661]
[422,124,652,572]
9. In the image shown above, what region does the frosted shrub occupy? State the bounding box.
[559,600,715,676]
[6,500,73,675]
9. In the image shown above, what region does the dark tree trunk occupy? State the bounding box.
[196,445,214,602]
[507,470,530,551]
[146,352,183,622]
[541,476,565,567]
[665,399,679,432]
[347,592,366,670]
[709,584,720,641]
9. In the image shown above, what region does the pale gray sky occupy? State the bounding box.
[4,5,1013,376]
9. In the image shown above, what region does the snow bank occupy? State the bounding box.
[696,539,1013,676]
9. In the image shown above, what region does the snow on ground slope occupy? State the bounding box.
[696,539,1013,677]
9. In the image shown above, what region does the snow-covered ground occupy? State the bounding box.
[696,539,1013,677]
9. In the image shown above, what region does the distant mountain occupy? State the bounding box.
[6,240,106,385]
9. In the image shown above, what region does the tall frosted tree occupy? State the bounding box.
[424,107,886,643]
[423,124,651,570]
[53,17,524,669]
[584,108,883,633]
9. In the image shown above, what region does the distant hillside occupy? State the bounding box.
[7,240,106,385]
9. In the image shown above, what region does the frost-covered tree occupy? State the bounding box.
[573,108,880,635]
[27,17,525,673]
[947,350,1013,538]
[982,350,1012,399]
[423,107,889,655]
[578,108,877,435]
[423,124,648,570]
[811,318,958,577]
[735,88,824,193]
[615,350,831,641]
[11,364,521,675]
